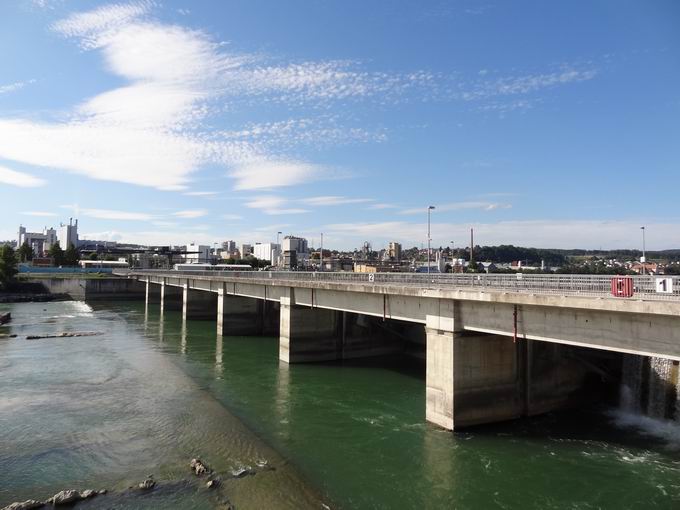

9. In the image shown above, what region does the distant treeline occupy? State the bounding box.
[440,245,680,265]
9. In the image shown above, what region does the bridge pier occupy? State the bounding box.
[182,285,218,321]
[425,301,592,430]
[279,303,341,363]
[279,293,403,363]
[144,279,161,305]
[160,282,183,313]
[217,289,279,336]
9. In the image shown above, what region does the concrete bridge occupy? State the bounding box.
[119,270,680,430]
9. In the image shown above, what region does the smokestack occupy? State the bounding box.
[470,228,474,263]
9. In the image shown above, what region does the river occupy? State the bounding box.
[2,300,680,509]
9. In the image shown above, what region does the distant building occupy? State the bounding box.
[185,243,210,264]
[388,242,402,261]
[58,218,79,249]
[18,225,59,255]
[282,236,308,254]
[222,240,236,252]
[241,243,253,258]
[253,243,280,265]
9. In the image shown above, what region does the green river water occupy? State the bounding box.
[2,300,680,509]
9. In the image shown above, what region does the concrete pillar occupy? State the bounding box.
[216,289,274,336]
[426,299,528,430]
[144,279,161,305]
[160,282,182,314]
[279,303,341,363]
[182,285,218,321]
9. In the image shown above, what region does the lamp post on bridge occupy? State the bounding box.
[640,226,646,275]
[276,231,282,268]
[427,206,435,274]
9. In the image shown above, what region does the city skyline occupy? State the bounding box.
[1,1,679,250]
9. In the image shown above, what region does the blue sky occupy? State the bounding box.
[1,0,679,250]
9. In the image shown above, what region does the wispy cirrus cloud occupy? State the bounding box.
[0,165,46,187]
[183,191,218,197]
[60,204,207,222]
[0,79,36,95]
[172,209,207,219]
[21,211,58,217]
[0,1,599,199]
[462,67,597,101]
[244,196,309,215]
[229,159,327,191]
[400,201,511,215]
[0,2,434,193]
[301,196,373,206]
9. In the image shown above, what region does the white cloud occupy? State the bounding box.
[0,165,46,187]
[21,211,57,217]
[230,159,324,190]
[0,79,36,95]
[184,191,218,196]
[80,208,155,221]
[172,209,207,218]
[244,195,309,215]
[367,203,398,210]
[463,67,597,101]
[221,214,243,220]
[400,201,511,215]
[302,196,373,206]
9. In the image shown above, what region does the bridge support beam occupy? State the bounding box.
[160,282,183,313]
[217,289,279,336]
[182,285,218,321]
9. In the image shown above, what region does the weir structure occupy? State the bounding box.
[125,270,680,430]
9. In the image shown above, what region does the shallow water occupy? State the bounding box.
[2,300,680,509]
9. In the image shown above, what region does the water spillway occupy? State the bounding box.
[621,354,679,420]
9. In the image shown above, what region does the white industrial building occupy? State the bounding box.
[58,218,79,249]
[184,243,210,264]
[253,243,280,265]
[17,226,58,255]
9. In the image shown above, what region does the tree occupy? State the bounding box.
[48,241,65,267]
[17,242,33,262]
[64,243,80,267]
[0,245,18,290]
[88,252,99,261]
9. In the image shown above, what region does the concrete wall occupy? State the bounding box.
[29,277,146,300]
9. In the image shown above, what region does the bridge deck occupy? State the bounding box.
[117,270,680,303]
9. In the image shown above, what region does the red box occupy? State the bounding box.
[611,277,634,298]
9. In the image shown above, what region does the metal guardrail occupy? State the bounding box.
[114,270,680,303]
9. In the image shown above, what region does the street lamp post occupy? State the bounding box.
[640,226,646,275]
[427,206,435,274]
[319,233,323,272]
[276,231,282,268]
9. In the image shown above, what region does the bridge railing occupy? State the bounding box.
[114,270,680,302]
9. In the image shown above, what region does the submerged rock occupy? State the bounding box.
[1,500,43,510]
[230,466,253,478]
[25,331,102,340]
[98,489,108,495]
[190,458,210,476]
[80,489,97,499]
[206,479,220,489]
[47,490,80,505]
[138,478,156,490]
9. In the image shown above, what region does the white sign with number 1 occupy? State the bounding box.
[655,277,673,294]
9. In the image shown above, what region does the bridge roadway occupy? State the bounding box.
[120,270,680,430]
